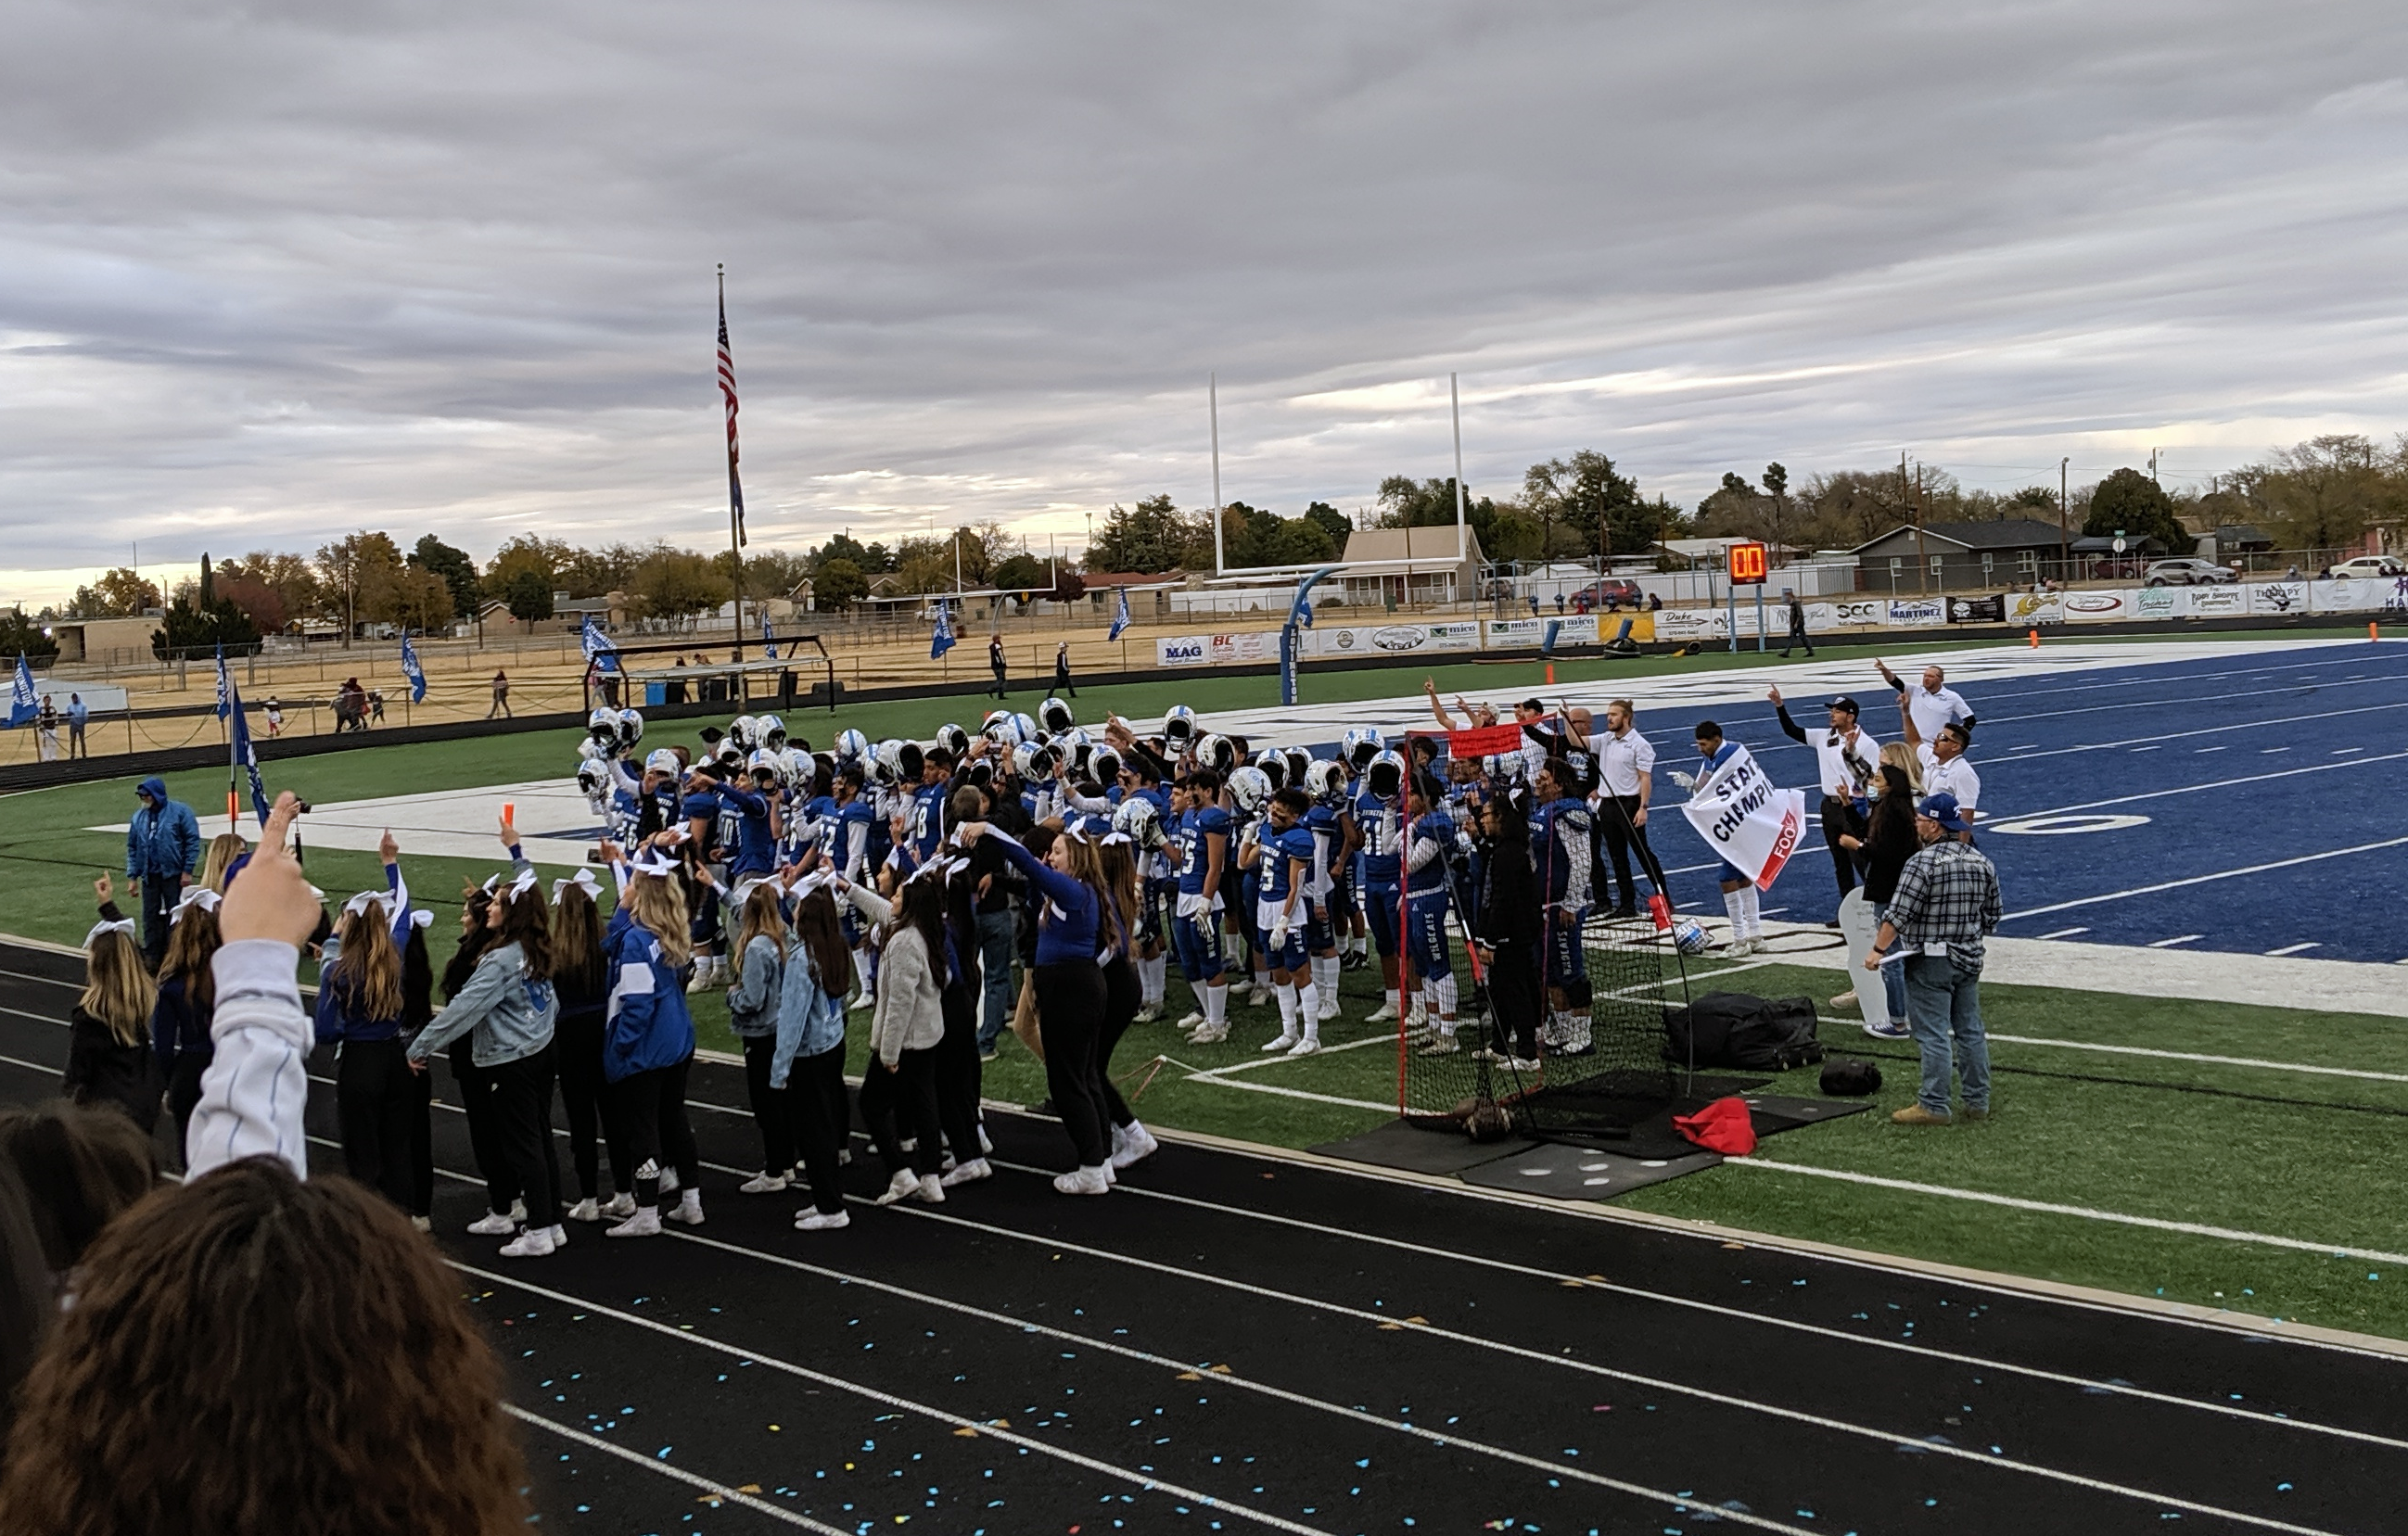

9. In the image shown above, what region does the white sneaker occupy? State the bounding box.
[686,961,715,995]
[1189,1023,1228,1044]
[605,1206,663,1238]
[1173,1011,1204,1032]
[1134,1003,1160,1023]
[466,1211,516,1237]
[1052,1166,1111,1196]
[1724,937,1758,958]
[874,1169,919,1206]
[1829,990,1858,1009]
[565,1197,601,1224]
[739,1172,789,1194]
[976,1125,992,1156]
[1260,1032,1299,1053]
[1509,1057,1543,1073]
[599,1192,637,1220]
[1366,999,1400,1023]
[795,1209,850,1232]
[1246,984,1272,1007]
[1317,999,1340,1022]
[910,1174,946,1204]
[409,1215,433,1233]
[848,989,876,1012]
[500,1226,556,1258]
[1285,1036,1320,1058]
[1417,1034,1460,1055]
[1109,1123,1159,1169]
[939,1158,992,1187]
[657,1169,680,1197]
[664,1191,706,1226]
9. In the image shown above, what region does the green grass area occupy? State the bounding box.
[8,628,2397,1338]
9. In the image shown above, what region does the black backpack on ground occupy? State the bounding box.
[1662,991,1826,1072]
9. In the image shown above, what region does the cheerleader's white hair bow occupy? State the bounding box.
[552,868,601,905]
[84,918,136,948]
[341,889,397,920]
[170,886,223,926]
[499,866,541,901]
[1101,831,1133,847]
[629,849,682,879]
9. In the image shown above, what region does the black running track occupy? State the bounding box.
[4,941,2404,1536]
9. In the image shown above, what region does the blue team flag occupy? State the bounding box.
[213,642,233,720]
[400,635,427,703]
[761,610,777,660]
[6,654,35,728]
[930,601,957,660]
[1108,587,1131,641]
[223,669,271,828]
[580,613,618,674]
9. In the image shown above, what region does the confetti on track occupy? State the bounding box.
[3,939,2405,1534]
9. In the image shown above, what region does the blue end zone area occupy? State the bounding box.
[1688,640,2408,962]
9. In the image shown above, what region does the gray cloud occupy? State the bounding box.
[5,0,2407,600]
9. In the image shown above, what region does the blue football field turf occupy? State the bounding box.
[1679,638,2408,963]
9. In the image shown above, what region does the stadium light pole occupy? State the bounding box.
[1210,374,1225,576]
[2059,456,2070,574]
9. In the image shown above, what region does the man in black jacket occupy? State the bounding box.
[1471,790,1542,1071]
[1777,590,1813,656]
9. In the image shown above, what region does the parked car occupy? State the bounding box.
[2083,557,2148,581]
[2142,558,2237,588]
[1569,578,1645,612]
[2329,555,2405,579]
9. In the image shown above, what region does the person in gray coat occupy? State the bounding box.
[703,870,794,1193]
[836,869,949,1207]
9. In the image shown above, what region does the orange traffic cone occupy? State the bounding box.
[1545,663,1556,686]
[2374,622,2382,641]
[2028,628,2040,648]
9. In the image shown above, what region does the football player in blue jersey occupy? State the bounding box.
[1242,786,1323,1055]
[901,748,954,875]
[830,767,880,1009]
[1529,756,1597,1054]
[1402,772,1463,1051]
[1114,756,1174,1019]
[678,763,729,992]
[1167,768,1232,1041]
[1353,751,1408,1023]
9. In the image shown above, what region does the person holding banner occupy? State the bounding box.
[1673,721,1807,956]
[1590,699,1669,920]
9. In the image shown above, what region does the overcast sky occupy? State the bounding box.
[6,0,2407,605]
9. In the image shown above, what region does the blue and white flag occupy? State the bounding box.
[1107,588,1131,641]
[930,601,957,660]
[213,642,233,720]
[223,668,271,828]
[6,655,35,729]
[761,610,777,661]
[400,635,427,703]
[580,613,618,674]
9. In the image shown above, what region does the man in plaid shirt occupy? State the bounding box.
[1862,793,1999,1125]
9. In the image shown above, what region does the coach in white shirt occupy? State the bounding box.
[1895,699,1981,823]
[1879,659,1976,743]
[1771,686,1882,916]
[1588,698,1669,918]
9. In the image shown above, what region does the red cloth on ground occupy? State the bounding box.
[1673,1096,1757,1156]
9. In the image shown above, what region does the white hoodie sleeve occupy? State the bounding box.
[185,939,312,1180]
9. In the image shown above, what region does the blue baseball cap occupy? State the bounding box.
[1916,793,1968,831]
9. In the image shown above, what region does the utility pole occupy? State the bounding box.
[2058,456,2070,573]
[1905,452,1928,597]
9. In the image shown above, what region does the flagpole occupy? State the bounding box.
[720,263,747,671]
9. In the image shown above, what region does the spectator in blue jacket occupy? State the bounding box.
[597,840,704,1238]
[125,777,200,968]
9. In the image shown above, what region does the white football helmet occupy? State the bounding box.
[576,758,611,803]
[1111,796,1163,850]
[1227,766,1272,816]
[1039,696,1077,734]
[1252,746,1288,791]
[1195,733,1237,775]
[615,708,644,750]
[933,723,971,758]
[1342,727,1385,771]
[835,729,870,764]
[1304,759,1346,802]
[1163,705,1198,744]
[981,710,1021,748]
[1089,746,1123,786]
[757,715,787,752]
[1363,749,1406,802]
[728,715,763,754]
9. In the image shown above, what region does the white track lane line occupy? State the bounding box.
[1723,1161,2408,1266]
[504,1406,851,1534]
[2002,836,2408,922]
[978,1164,2408,1453]
[452,1265,1342,1536]
[0,1035,2394,1468]
[636,1233,1822,1536]
[860,1202,2351,1535]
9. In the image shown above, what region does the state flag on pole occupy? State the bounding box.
[761,610,777,660]
[213,642,233,720]
[718,285,745,547]
[222,667,271,829]
[6,655,35,728]
[400,635,427,703]
[1107,588,1131,641]
[580,614,618,674]
[930,602,957,660]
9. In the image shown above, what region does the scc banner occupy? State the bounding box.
[1679,743,1807,892]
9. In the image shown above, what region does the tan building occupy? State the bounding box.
[45,615,162,665]
[1336,525,1485,606]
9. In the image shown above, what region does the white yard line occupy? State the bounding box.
[1983,1033,2408,1085]
[2001,836,2408,922]
[1725,1160,2408,1266]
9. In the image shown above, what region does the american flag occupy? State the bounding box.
[718,277,746,546]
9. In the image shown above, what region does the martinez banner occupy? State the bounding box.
[1679,743,1807,891]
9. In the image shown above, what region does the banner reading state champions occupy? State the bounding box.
[1679,743,1806,891]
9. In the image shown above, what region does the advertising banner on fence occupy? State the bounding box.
[2249,581,2308,616]
[1819,598,1888,629]
[1653,607,1730,641]
[2059,588,2132,622]
[1946,595,2006,624]
[1678,743,1807,891]
[1886,598,1946,627]
[2181,585,2249,617]
[2311,576,2408,613]
[2006,590,2065,625]
[1311,621,1483,657]
[1157,635,1208,667]
[2134,585,2179,619]
[1208,631,1276,664]
[1484,617,1549,648]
